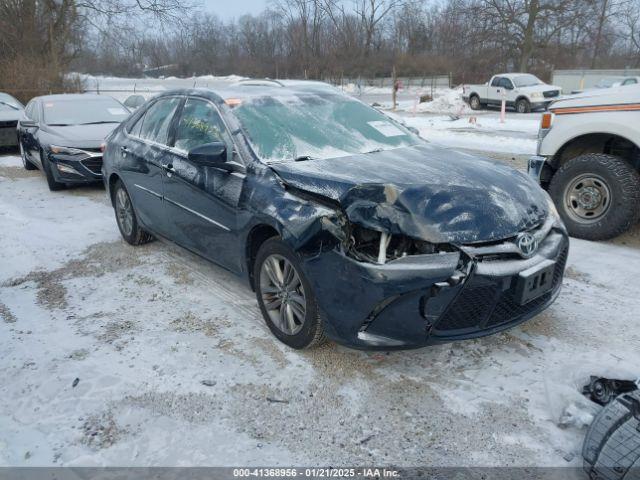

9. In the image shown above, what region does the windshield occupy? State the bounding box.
[231,93,421,163]
[513,75,543,87]
[0,93,23,111]
[43,97,129,125]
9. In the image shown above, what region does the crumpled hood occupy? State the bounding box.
[270,144,549,245]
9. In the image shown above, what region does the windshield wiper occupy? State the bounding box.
[48,123,72,126]
[294,155,316,162]
[79,121,121,125]
[363,148,383,154]
[0,101,20,111]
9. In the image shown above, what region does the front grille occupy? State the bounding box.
[543,90,560,98]
[433,241,568,336]
[0,120,18,128]
[81,157,103,175]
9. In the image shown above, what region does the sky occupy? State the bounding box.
[201,0,270,19]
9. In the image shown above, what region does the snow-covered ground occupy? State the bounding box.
[1,153,639,469]
[400,113,540,155]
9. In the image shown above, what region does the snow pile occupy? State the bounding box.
[413,88,471,114]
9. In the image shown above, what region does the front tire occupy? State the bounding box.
[549,153,640,240]
[516,98,531,113]
[254,238,326,349]
[112,180,154,245]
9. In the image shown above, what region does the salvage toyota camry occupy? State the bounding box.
[102,84,569,350]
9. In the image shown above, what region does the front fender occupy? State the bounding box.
[538,113,640,158]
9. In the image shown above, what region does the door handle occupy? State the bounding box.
[161,163,175,176]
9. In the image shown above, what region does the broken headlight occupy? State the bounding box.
[345,225,444,264]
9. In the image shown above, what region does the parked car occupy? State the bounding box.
[571,76,640,94]
[0,92,24,149]
[103,86,568,350]
[463,73,562,113]
[529,85,640,240]
[17,94,130,191]
[123,94,146,110]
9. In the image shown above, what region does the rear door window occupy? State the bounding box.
[128,112,145,137]
[139,97,182,145]
[491,77,502,87]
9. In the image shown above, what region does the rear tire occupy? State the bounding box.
[549,153,640,240]
[41,150,65,191]
[20,143,36,170]
[254,238,326,349]
[112,179,154,245]
[469,95,482,110]
[516,98,531,113]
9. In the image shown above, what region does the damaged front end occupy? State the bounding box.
[269,151,568,349]
[279,197,567,349]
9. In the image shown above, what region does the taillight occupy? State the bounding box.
[541,112,553,129]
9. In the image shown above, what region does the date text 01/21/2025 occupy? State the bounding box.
[232,468,400,477]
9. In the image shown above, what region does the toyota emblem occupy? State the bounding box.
[516,232,538,258]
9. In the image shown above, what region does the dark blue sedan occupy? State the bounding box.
[17,94,129,190]
[102,84,568,350]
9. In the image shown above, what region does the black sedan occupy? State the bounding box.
[17,94,130,190]
[103,85,569,350]
[0,92,24,149]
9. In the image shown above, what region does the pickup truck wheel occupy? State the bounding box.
[549,153,640,240]
[469,95,482,110]
[516,98,531,113]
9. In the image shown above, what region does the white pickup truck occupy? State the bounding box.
[528,85,640,240]
[463,73,562,113]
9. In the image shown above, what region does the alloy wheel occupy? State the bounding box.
[259,254,306,335]
[116,187,134,236]
[564,173,611,224]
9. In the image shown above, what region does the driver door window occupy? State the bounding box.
[499,78,514,90]
[173,98,231,158]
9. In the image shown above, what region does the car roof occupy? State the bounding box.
[152,80,345,105]
[34,93,118,102]
[495,73,536,79]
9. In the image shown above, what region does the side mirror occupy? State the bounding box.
[20,120,38,129]
[187,142,229,169]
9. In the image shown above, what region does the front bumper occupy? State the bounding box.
[46,149,103,184]
[531,100,554,110]
[303,229,569,350]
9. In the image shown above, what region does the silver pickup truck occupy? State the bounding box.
[463,73,562,113]
[528,86,640,240]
